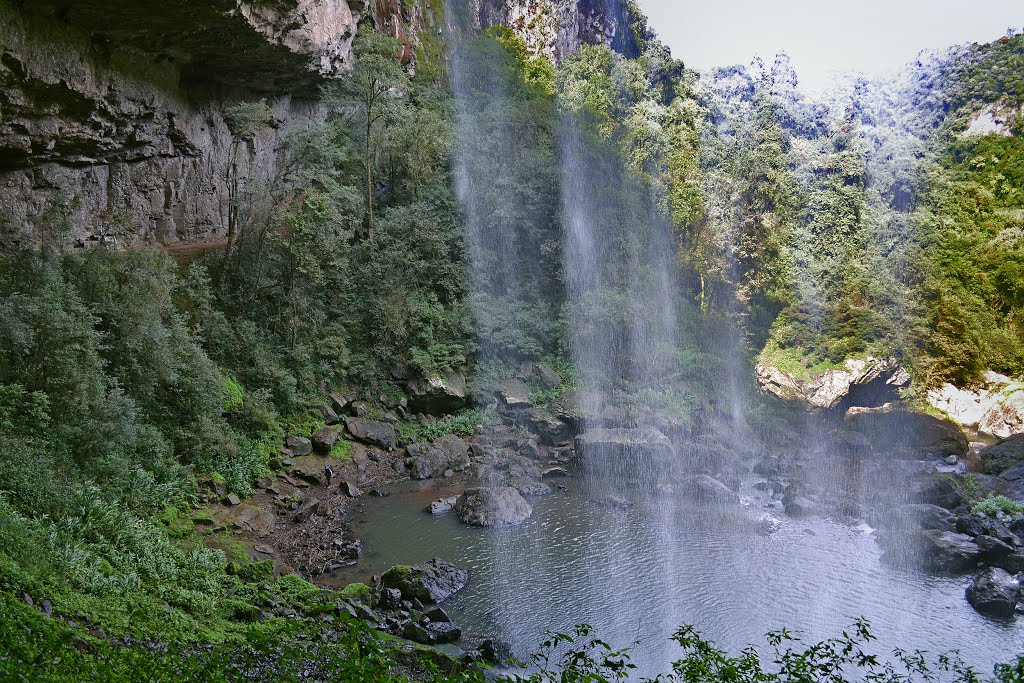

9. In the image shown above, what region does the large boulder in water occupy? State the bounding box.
[679,475,739,506]
[966,567,1020,618]
[381,558,468,605]
[882,504,956,533]
[980,434,1024,476]
[406,434,470,480]
[454,487,532,527]
[407,372,467,415]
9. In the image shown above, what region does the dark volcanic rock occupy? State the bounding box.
[966,567,1020,617]
[381,558,468,605]
[454,487,532,527]
[846,410,968,458]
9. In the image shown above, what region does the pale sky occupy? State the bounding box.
[635,0,1023,92]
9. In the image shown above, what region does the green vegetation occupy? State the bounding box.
[972,494,1024,517]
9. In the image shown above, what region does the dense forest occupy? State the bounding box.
[1,1,1023,679]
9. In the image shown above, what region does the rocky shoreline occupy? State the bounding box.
[194,360,1024,659]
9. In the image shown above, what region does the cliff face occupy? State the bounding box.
[0,0,417,247]
[0,0,634,248]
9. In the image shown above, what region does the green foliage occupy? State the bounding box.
[972,494,1024,517]
[221,377,244,412]
[398,410,491,445]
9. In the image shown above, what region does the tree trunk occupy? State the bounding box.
[366,116,374,240]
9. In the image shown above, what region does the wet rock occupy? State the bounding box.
[381,558,469,605]
[966,567,1020,617]
[885,504,956,533]
[479,638,514,665]
[784,496,819,519]
[340,481,361,498]
[846,410,968,459]
[312,426,343,453]
[454,487,532,527]
[758,513,783,535]
[407,372,467,415]
[425,606,450,623]
[407,434,470,480]
[980,434,1024,476]
[510,478,551,497]
[345,418,396,450]
[428,496,459,515]
[679,475,739,506]
[426,621,462,644]
[379,587,403,609]
[285,436,313,456]
[533,363,561,391]
[496,379,532,409]
[575,427,675,463]
[541,466,570,478]
[910,475,963,510]
[922,530,981,573]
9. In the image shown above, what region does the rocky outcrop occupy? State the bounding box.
[756,357,910,411]
[928,372,1024,439]
[0,0,421,247]
[345,418,397,450]
[463,0,641,62]
[381,558,469,604]
[844,409,968,459]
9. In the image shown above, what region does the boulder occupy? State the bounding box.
[784,496,819,519]
[679,475,739,506]
[921,530,981,573]
[454,487,532,527]
[979,393,1024,441]
[407,435,470,480]
[425,621,462,644]
[381,558,468,605]
[510,478,551,497]
[909,475,963,510]
[496,379,532,409]
[285,436,313,456]
[980,434,1024,476]
[533,363,561,391]
[345,418,396,450]
[312,426,342,454]
[524,408,573,446]
[966,567,1020,618]
[407,372,467,415]
[884,504,955,533]
[329,393,351,414]
[340,481,360,498]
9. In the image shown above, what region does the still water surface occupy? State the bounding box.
[336,477,1022,677]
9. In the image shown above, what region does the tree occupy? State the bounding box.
[326,31,409,240]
